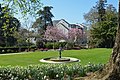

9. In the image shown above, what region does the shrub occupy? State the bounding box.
[54,42,60,49]
[45,42,60,49]
[84,62,103,73]
[66,42,74,49]
[36,41,44,48]
[45,43,53,49]
[0,47,38,54]
[59,42,67,48]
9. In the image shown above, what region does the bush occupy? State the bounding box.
[66,42,74,49]
[0,63,103,79]
[45,43,53,49]
[59,42,67,48]
[54,42,60,49]
[0,47,19,53]
[0,47,37,54]
[45,42,60,49]
[36,41,44,48]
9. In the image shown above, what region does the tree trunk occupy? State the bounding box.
[84,0,120,80]
[106,0,120,79]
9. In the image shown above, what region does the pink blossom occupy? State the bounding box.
[44,26,67,41]
[68,28,83,42]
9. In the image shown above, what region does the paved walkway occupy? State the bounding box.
[0,52,31,56]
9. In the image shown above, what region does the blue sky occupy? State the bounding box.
[0,0,118,24]
[41,0,118,24]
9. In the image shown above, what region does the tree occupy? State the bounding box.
[0,4,20,47]
[92,5,117,48]
[97,0,107,22]
[5,17,20,46]
[0,0,42,47]
[44,26,68,49]
[2,0,42,17]
[68,28,83,44]
[84,0,120,79]
[13,27,33,47]
[33,6,54,31]
[84,7,98,24]
[44,26,67,41]
[84,0,117,48]
[84,0,106,24]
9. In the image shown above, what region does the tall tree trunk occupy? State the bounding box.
[106,0,120,79]
[84,0,120,80]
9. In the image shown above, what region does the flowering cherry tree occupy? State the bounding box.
[68,28,83,43]
[44,26,68,41]
[44,26,85,45]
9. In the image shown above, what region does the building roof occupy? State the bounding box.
[53,19,86,30]
[70,24,84,29]
[53,19,70,26]
[76,24,85,28]
[53,20,61,26]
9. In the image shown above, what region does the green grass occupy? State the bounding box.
[0,48,112,66]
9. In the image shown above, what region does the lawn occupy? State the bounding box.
[0,48,112,66]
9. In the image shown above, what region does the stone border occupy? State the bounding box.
[40,57,80,63]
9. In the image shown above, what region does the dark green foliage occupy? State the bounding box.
[0,47,35,53]
[96,0,107,22]
[66,42,74,49]
[36,40,44,48]
[90,5,117,48]
[32,6,54,31]
[45,42,60,49]
[91,21,117,48]
[13,28,35,48]
[45,42,67,49]
[84,0,117,48]
[0,4,20,47]
[84,0,107,24]
[45,42,53,49]
[0,63,103,79]
[54,42,60,49]
[59,42,67,48]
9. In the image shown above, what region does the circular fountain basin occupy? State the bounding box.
[40,57,80,63]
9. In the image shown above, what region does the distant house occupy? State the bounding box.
[53,19,87,45]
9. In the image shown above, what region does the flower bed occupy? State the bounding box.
[0,63,103,80]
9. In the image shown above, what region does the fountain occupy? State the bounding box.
[40,40,80,63]
[40,56,80,63]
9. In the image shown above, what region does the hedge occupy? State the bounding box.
[0,46,36,54]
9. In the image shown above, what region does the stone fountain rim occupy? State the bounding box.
[40,57,80,63]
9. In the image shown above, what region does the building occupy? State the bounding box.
[53,19,69,36]
[53,19,87,45]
